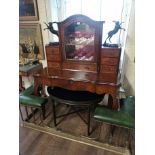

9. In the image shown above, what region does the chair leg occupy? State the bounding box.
[19,105,24,121]
[31,107,35,123]
[128,129,135,155]
[25,106,29,120]
[87,105,91,136]
[52,99,57,126]
[41,104,46,119]
[108,125,115,144]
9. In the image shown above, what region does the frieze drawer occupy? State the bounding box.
[69,81,95,92]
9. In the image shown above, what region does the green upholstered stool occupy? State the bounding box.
[93,96,135,129]
[93,96,135,153]
[19,85,48,123]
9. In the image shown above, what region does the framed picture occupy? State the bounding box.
[19,23,44,62]
[19,0,39,21]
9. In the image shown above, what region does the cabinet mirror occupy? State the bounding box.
[64,22,95,61]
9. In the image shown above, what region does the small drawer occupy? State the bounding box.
[52,79,70,88]
[47,54,61,61]
[46,46,59,55]
[100,65,118,73]
[101,57,119,65]
[47,62,61,69]
[101,48,120,58]
[98,73,118,83]
[69,81,95,92]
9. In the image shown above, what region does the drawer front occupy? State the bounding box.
[63,63,97,72]
[98,73,118,83]
[47,62,61,69]
[100,65,118,73]
[46,46,59,55]
[51,79,70,88]
[47,54,61,61]
[96,84,117,95]
[69,81,95,92]
[101,48,120,58]
[101,57,119,65]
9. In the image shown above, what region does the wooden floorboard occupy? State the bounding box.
[20,126,123,155]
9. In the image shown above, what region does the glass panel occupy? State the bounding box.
[64,22,95,61]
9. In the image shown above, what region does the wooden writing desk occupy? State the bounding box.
[34,15,121,109]
[34,67,120,109]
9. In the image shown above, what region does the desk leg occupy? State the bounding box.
[19,75,25,92]
[111,94,119,109]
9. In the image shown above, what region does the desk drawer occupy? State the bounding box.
[69,81,95,92]
[101,57,119,65]
[52,79,70,88]
[63,63,97,72]
[47,62,61,69]
[96,84,116,95]
[47,54,61,61]
[100,65,118,73]
[101,48,120,58]
[46,46,59,55]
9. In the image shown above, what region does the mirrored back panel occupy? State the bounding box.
[64,22,95,61]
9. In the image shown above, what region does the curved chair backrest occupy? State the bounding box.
[20,85,34,96]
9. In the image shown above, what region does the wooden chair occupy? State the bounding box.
[19,85,48,124]
[47,86,104,136]
[93,96,135,154]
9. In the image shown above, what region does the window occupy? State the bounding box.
[50,0,132,44]
[50,0,132,74]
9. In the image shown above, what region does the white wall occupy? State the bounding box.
[122,0,135,95]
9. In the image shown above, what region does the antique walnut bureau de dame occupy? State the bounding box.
[34,14,121,109]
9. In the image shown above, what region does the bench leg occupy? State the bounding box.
[52,100,57,126]
[25,107,29,119]
[19,105,24,121]
[41,104,46,120]
[108,125,116,144]
[87,105,91,136]
[31,107,35,123]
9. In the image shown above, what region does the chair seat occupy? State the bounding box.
[19,85,47,107]
[19,85,47,122]
[19,95,47,107]
[93,96,135,129]
[47,87,104,105]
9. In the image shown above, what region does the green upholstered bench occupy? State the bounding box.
[93,96,135,129]
[93,96,135,153]
[19,85,48,122]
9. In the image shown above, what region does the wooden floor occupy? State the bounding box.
[19,98,134,155]
[20,126,121,155]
